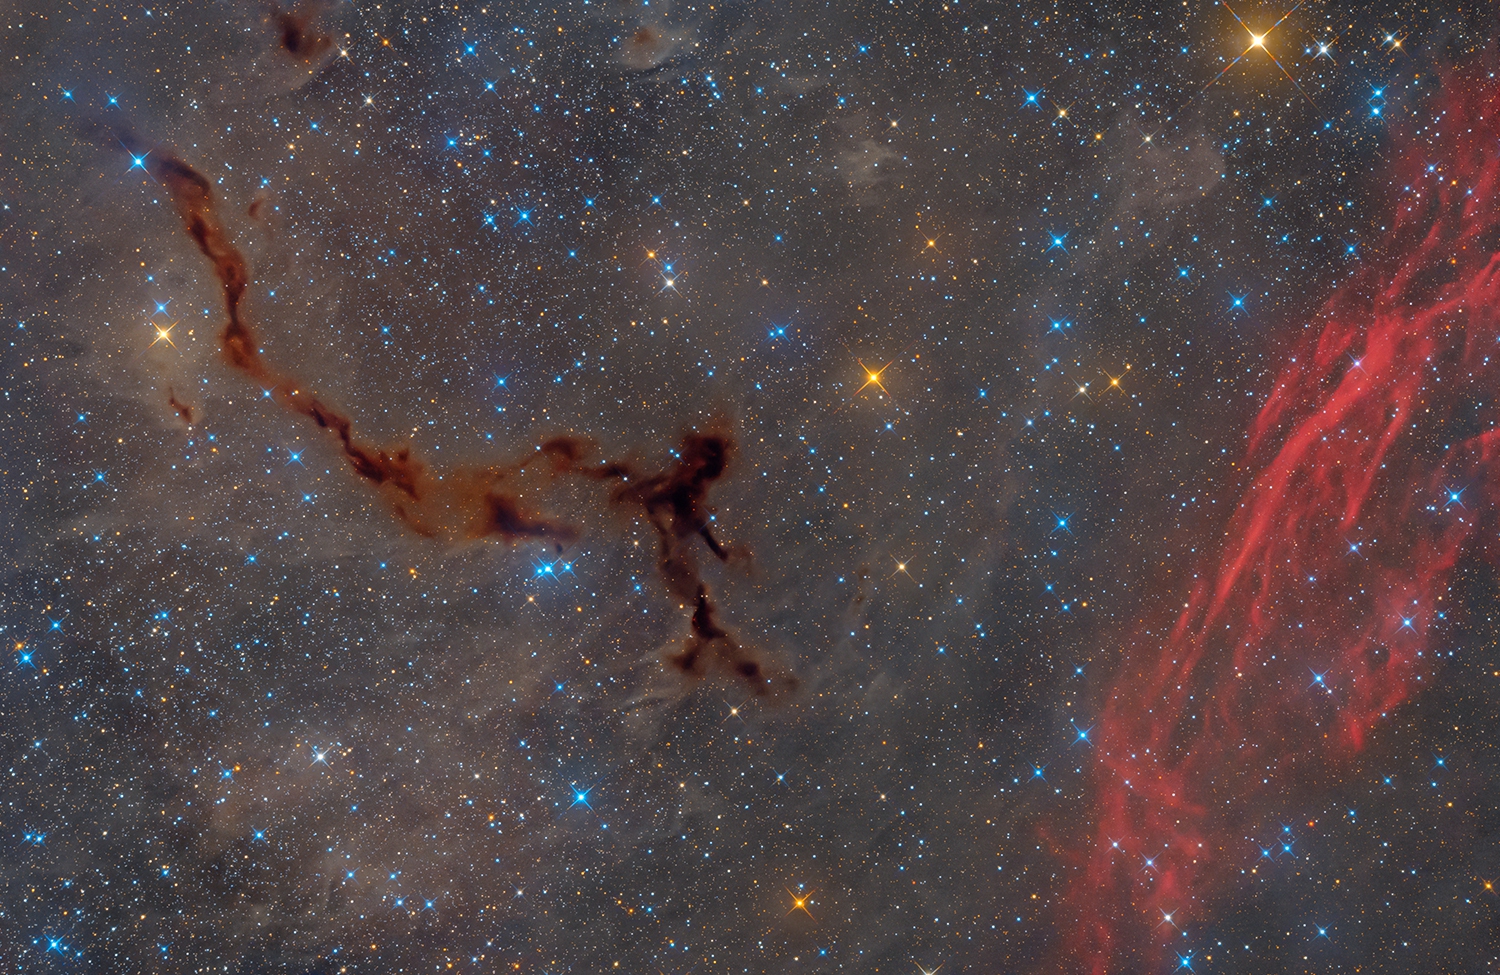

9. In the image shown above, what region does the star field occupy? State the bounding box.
[2,1,1499,973]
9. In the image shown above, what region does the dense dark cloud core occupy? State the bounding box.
[4,2,1499,974]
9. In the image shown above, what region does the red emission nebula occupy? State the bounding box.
[1070,70,1500,970]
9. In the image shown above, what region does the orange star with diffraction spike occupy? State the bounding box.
[1203,0,1315,107]
[856,359,892,397]
[1101,364,1130,395]
[150,320,179,348]
[785,888,815,920]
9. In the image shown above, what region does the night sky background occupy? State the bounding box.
[4,1,1500,973]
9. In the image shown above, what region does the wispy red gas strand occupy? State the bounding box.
[1070,70,1500,971]
[107,127,792,696]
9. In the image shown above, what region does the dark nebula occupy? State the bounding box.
[9,4,1500,974]
[596,431,797,695]
[107,127,780,693]
[271,4,333,62]
[166,387,194,426]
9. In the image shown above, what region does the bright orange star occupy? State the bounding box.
[150,320,178,349]
[1101,364,1130,395]
[856,359,892,397]
[1203,0,1314,106]
[785,888,815,920]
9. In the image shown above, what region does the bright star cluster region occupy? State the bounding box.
[4,1,1499,973]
